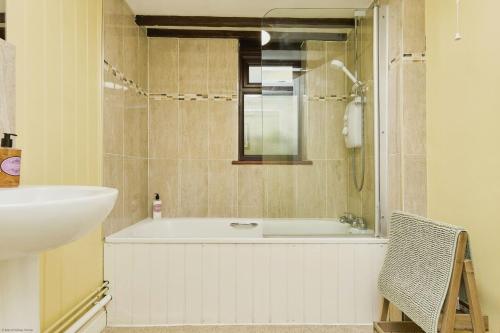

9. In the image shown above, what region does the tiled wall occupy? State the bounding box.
[148,38,351,219]
[344,10,376,231]
[0,39,15,135]
[382,0,427,217]
[103,0,149,236]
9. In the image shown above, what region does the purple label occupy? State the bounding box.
[1,157,21,176]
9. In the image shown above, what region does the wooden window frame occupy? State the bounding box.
[237,44,309,164]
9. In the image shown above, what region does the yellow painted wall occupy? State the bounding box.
[426,0,500,331]
[6,0,103,329]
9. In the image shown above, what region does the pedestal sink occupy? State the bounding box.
[0,186,117,330]
[0,186,118,260]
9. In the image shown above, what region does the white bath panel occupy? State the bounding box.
[219,244,236,323]
[185,244,203,323]
[202,244,219,324]
[252,244,270,323]
[149,244,168,324]
[104,241,387,326]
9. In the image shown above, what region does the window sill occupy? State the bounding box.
[232,160,313,165]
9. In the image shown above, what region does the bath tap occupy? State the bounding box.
[340,213,366,230]
[353,217,367,230]
[340,213,356,225]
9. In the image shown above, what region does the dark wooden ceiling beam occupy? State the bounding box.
[147,28,347,42]
[137,15,354,28]
[147,29,260,39]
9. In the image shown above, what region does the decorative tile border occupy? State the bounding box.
[390,52,426,64]
[149,93,238,102]
[104,59,349,103]
[104,60,148,96]
[307,95,349,102]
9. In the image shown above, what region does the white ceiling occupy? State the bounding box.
[125,0,373,17]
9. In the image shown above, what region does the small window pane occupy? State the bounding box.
[248,66,262,84]
[248,66,295,87]
[262,66,294,87]
[243,94,263,155]
[243,94,299,156]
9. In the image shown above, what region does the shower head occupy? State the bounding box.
[330,59,363,88]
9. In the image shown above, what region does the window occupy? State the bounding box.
[238,45,306,163]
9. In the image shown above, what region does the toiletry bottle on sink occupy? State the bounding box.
[0,133,21,187]
[153,193,162,219]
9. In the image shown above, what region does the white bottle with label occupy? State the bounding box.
[153,193,162,220]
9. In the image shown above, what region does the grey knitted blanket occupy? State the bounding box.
[378,211,465,333]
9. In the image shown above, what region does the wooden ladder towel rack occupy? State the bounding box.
[374,232,488,333]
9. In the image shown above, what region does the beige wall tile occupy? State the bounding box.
[345,31,355,77]
[103,154,124,236]
[208,100,238,160]
[208,39,238,94]
[300,99,309,158]
[138,28,148,90]
[347,150,363,217]
[123,15,138,84]
[363,83,375,159]
[124,92,148,158]
[403,155,427,216]
[238,166,265,218]
[296,162,327,218]
[179,39,208,94]
[103,70,124,155]
[149,99,178,159]
[179,100,209,159]
[327,160,348,218]
[387,0,402,61]
[359,9,374,56]
[265,166,297,218]
[402,0,426,54]
[402,61,426,156]
[208,160,237,217]
[388,61,401,154]
[149,38,179,94]
[361,157,375,229]
[360,47,374,85]
[179,159,208,216]
[149,159,179,217]
[305,41,327,97]
[124,157,148,226]
[103,0,123,70]
[306,100,326,160]
[388,153,402,214]
[326,101,347,160]
[326,41,347,97]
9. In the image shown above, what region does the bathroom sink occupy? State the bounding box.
[0,186,118,260]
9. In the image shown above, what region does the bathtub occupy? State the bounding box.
[105,218,387,327]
